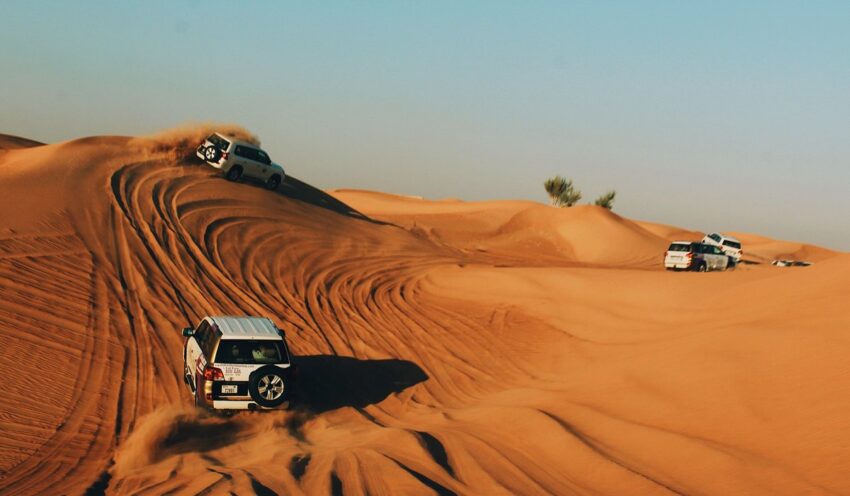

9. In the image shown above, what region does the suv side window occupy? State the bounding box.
[234,145,251,159]
[256,150,271,165]
[709,233,722,243]
[195,320,210,354]
[204,331,219,359]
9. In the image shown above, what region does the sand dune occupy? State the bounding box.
[331,190,671,267]
[0,127,847,495]
[0,134,43,151]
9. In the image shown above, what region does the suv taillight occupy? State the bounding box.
[203,366,224,381]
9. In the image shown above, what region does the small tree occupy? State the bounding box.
[594,190,616,210]
[544,176,582,207]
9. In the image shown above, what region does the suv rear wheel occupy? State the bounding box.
[193,377,203,408]
[696,262,707,272]
[225,165,243,181]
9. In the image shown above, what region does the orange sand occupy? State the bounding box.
[0,128,846,495]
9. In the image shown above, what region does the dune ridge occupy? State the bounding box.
[0,127,847,495]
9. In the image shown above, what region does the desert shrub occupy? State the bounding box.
[544,176,582,207]
[594,190,616,210]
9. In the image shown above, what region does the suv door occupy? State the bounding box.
[233,146,256,177]
[187,320,211,382]
[244,147,270,179]
[712,246,727,269]
[255,149,273,178]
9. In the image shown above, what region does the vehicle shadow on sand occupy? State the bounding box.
[115,356,427,471]
[293,355,428,414]
[278,175,391,225]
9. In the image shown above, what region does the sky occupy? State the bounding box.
[1,1,848,250]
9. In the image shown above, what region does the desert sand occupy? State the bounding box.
[0,126,847,495]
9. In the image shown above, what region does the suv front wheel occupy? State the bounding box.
[266,175,281,190]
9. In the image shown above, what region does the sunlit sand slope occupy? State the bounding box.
[0,129,846,495]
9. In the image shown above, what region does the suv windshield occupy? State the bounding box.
[214,340,287,364]
[723,240,741,249]
[207,134,231,150]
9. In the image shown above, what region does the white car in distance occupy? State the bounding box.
[664,241,730,272]
[196,133,286,190]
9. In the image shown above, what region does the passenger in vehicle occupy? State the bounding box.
[252,343,277,363]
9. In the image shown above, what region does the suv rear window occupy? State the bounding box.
[207,134,231,150]
[668,243,692,252]
[214,340,287,364]
[722,240,741,249]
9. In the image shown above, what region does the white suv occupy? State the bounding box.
[196,133,286,190]
[182,316,295,411]
[702,232,742,265]
[664,241,730,272]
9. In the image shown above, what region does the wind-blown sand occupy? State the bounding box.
[0,128,847,495]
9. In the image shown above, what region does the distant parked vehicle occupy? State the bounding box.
[772,259,813,267]
[196,133,286,190]
[182,316,295,411]
[664,241,730,272]
[702,232,742,266]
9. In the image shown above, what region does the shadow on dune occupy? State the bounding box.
[279,175,390,225]
[294,355,428,413]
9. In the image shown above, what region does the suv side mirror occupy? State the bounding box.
[182,327,195,337]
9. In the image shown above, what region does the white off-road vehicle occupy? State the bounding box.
[664,241,730,272]
[182,316,295,411]
[196,133,286,190]
[702,232,743,265]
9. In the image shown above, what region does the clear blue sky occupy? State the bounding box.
[2,1,848,249]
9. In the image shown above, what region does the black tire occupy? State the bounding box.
[266,174,281,190]
[727,257,736,271]
[225,165,243,182]
[183,345,191,387]
[194,376,203,408]
[248,365,289,408]
[696,262,707,273]
[203,145,221,162]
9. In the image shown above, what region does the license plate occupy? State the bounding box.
[221,385,237,394]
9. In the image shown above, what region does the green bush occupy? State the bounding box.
[544,176,582,207]
[594,190,616,210]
